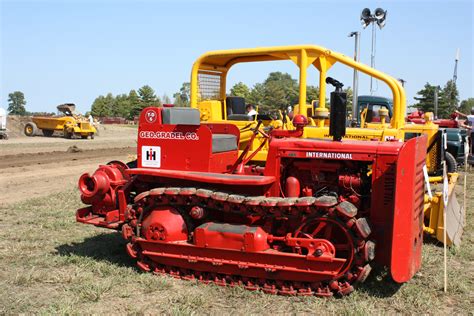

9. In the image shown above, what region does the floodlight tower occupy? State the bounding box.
[360,8,387,95]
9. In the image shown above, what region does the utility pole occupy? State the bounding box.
[348,31,360,123]
[370,21,376,94]
[360,8,387,95]
[434,86,439,120]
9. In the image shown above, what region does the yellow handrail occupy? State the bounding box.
[190,45,405,129]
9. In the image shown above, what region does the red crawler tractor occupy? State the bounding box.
[77,99,427,296]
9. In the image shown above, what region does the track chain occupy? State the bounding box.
[126,187,375,297]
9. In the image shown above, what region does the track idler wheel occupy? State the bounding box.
[293,198,375,296]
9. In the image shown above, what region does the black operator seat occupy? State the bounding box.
[161,107,237,153]
[226,96,253,121]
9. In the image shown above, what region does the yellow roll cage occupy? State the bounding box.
[190,44,406,129]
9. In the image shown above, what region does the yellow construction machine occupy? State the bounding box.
[25,103,96,139]
[188,44,464,246]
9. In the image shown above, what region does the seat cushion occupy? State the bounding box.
[162,107,200,125]
[212,134,237,153]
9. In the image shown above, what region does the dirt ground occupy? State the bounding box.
[0,173,471,314]
[0,124,137,205]
[0,120,472,313]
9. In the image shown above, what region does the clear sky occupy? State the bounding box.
[1,0,473,113]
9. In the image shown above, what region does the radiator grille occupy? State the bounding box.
[81,122,91,129]
[198,71,221,101]
[414,159,425,222]
[383,163,396,206]
[427,131,442,174]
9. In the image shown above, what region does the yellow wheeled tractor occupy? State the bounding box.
[24,103,96,139]
[187,44,464,246]
[359,102,456,175]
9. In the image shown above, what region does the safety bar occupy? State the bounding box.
[190,45,405,129]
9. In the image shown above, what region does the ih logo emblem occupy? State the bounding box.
[146,147,156,160]
[142,146,161,168]
[145,109,157,123]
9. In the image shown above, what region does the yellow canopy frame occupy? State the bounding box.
[190,45,406,129]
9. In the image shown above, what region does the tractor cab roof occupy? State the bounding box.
[358,95,393,105]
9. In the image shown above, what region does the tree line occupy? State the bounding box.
[91,85,162,119]
[89,83,191,119]
[5,75,473,119]
[87,72,328,118]
[228,72,336,112]
[411,79,473,117]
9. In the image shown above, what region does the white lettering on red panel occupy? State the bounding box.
[145,109,157,123]
[306,152,353,159]
[139,131,199,140]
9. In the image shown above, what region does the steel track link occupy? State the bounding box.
[125,187,375,297]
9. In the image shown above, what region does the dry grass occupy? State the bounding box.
[0,172,473,315]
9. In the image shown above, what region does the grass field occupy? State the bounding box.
[0,173,472,314]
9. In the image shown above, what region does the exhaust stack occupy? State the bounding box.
[327,77,347,141]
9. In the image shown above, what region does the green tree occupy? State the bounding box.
[7,91,27,115]
[230,82,250,99]
[130,85,160,118]
[114,94,132,118]
[343,87,353,114]
[173,95,184,107]
[307,85,320,104]
[226,73,333,114]
[104,93,116,116]
[413,81,459,118]
[260,72,299,111]
[138,85,159,106]
[243,73,327,113]
[441,79,459,116]
[173,82,190,107]
[412,83,443,114]
[128,89,140,119]
[91,95,111,117]
[459,98,474,114]
[247,83,265,106]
